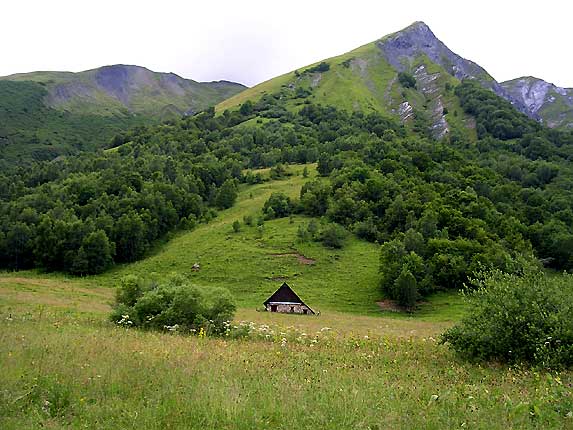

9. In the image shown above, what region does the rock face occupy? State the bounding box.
[501,77,573,128]
[377,22,532,118]
[379,22,485,81]
[2,65,246,118]
[413,64,449,139]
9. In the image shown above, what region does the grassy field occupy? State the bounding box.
[1,277,572,429]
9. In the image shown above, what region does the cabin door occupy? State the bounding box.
[270,305,277,312]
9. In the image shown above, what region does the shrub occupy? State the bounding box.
[232,220,241,232]
[320,223,347,249]
[440,270,573,368]
[305,62,330,73]
[243,215,253,226]
[263,192,293,219]
[398,72,416,89]
[110,275,236,335]
[269,163,290,179]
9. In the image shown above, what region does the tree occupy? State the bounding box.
[215,179,237,209]
[394,268,418,309]
[263,192,292,219]
[239,100,254,116]
[114,212,148,263]
[300,180,331,216]
[71,230,114,275]
[232,220,241,233]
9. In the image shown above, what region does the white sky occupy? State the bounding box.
[2,0,572,88]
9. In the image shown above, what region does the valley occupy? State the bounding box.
[2,18,573,430]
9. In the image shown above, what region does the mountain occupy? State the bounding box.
[0,65,245,167]
[501,76,573,128]
[218,22,570,136]
[2,65,246,117]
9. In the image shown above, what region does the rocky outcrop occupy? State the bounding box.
[501,77,573,128]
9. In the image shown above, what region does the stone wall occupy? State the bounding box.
[266,303,313,314]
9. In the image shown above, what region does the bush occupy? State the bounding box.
[398,72,416,89]
[110,275,236,335]
[440,270,573,368]
[320,223,347,249]
[306,62,330,73]
[269,163,290,179]
[263,192,293,219]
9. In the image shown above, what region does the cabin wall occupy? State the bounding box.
[265,304,313,314]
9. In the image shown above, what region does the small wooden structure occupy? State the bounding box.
[264,282,315,315]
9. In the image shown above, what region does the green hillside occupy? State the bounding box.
[96,164,382,314]
[217,24,485,140]
[0,80,148,167]
[0,65,246,167]
[3,65,246,117]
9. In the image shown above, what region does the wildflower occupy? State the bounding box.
[163,324,179,332]
[118,315,133,326]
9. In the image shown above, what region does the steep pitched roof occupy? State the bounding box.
[264,283,305,305]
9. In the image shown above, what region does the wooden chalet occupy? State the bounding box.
[263,282,315,315]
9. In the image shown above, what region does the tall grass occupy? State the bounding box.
[1,306,572,429]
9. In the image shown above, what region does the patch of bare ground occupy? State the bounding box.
[376,299,403,312]
[271,252,316,265]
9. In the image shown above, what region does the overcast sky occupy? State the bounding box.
[3,0,572,88]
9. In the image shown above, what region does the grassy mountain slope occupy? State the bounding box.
[0,80,148,166]
[218,24,485,140]
[2,65,246,117]
[219,21,570,137]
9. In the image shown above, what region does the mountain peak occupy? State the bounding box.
[403,21,432,32]
[378,21,474,79]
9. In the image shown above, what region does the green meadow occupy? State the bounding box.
[1,164,572,429]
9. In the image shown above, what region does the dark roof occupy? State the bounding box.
[264,283,305,305]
